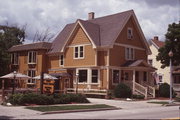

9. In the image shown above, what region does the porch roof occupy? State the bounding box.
[121,60,156,71]
[173,67,180,75]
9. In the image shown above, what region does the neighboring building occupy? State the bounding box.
[148,36,168,84]
[148,36,180,95]
[8,10,156,98]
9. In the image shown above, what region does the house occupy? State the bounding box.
[148,36,180,95]
[8,10,156,98]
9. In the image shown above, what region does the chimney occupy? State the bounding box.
[154,36,158,41]
[88,12,95,20]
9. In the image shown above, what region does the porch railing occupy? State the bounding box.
[134,82,148,99]
[143,83,156,98]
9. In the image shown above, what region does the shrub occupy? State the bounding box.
[8,93,89,105]
[114,83,132,98]
[132,94,145,99]
[159,83,176,98]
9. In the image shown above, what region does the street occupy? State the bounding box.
[0,98,179,119]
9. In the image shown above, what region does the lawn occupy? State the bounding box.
[147,101,169,105]
[26,104,115,112]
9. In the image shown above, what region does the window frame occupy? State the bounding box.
[148,59,153,66]
[59,54,64,66]
[78,69,88,83]
[11,53,19,65]
[91,69,99,84]
[127,27,133,39]
[125,47,134,60]
[112,69,120,84]
[74,45,84,59]
[28,51,37,64]
[27,69,36,84]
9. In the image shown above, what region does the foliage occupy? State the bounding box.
[159,83,176,98]
[114,83,132,98]
[157,22,180,68]
[7,93,89,105]
[132,94,145,99]
[0,25,26,76]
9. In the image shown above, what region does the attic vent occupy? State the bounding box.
[88,12,95,20]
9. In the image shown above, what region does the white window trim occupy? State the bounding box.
[76,68,88,84]
[28,51,37,64]
[148,59,153,66]
[112,69,121,85]
[59,54,64,67]
[73,45,85,59]
[125,47,135,60]
[27,69,36,84]
[11,53,19,65]
[91,69,100,85]
[127,27,133,39]
[158,73,164,83]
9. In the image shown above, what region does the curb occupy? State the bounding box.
[165,103,180,106]
[42,107,119,115]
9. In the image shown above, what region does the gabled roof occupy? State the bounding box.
[47,10,151,55]
[8,42,52,52]
[151,39,165,49]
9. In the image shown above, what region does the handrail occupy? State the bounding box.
[143,83,155,98]
[66,88,107,95]
[134,82,148,99]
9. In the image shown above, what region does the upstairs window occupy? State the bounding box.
[125,47,134,60]
[11,53,19,65]
[92,70,98,83]
[127,28,133,39]
[59,55,64,66]
[27,70,36,84]
[74,46,84,59]
[28,51,37,64]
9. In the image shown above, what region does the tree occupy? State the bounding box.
[156,22,180,68]
[0,25,26,76]
[33,28,54,42]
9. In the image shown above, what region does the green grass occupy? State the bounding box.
[26,104,114,112]
[147,101,169,105]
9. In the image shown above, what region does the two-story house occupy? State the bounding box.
[9,10,156,98]
[148,36,180,96]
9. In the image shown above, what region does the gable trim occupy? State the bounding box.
[61,20,96,52]
[151,40,160,49]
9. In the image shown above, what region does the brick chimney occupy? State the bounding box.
[88,12,95,20]
[154,36,158,41]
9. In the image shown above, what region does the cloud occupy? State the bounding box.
[0,0,179,42]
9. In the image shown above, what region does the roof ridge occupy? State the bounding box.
[11,41,51,48]
[86,9,133,22]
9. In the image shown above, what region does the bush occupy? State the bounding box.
[132,94,145,99]
[8,93,89,105]
[159,83,176,98]
[114,83,132,98]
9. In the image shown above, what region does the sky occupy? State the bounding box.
[0,0,179,43]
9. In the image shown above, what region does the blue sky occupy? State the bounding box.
[0,0,179,43]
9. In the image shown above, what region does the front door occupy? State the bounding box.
[135,71,139,83]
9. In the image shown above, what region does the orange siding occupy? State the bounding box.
[97,51,108,66]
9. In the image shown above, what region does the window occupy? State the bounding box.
[27,70,36,84]
[92,70,98,83]
[158,75,163,83]
[174,75,180,84]
[113,70,120,84]
[124,72,129,80]
[11,53,19,65]
[28,51,37,64]
[143,72,147,81]
[148,59,153,66]
[78,70,87,83]
[127,28,133,39]
[59,55,64,66]
[74,46,84,59]
[125,48,134,60]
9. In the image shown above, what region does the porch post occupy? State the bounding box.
[2,79,5,102]
[132,70,135,94]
